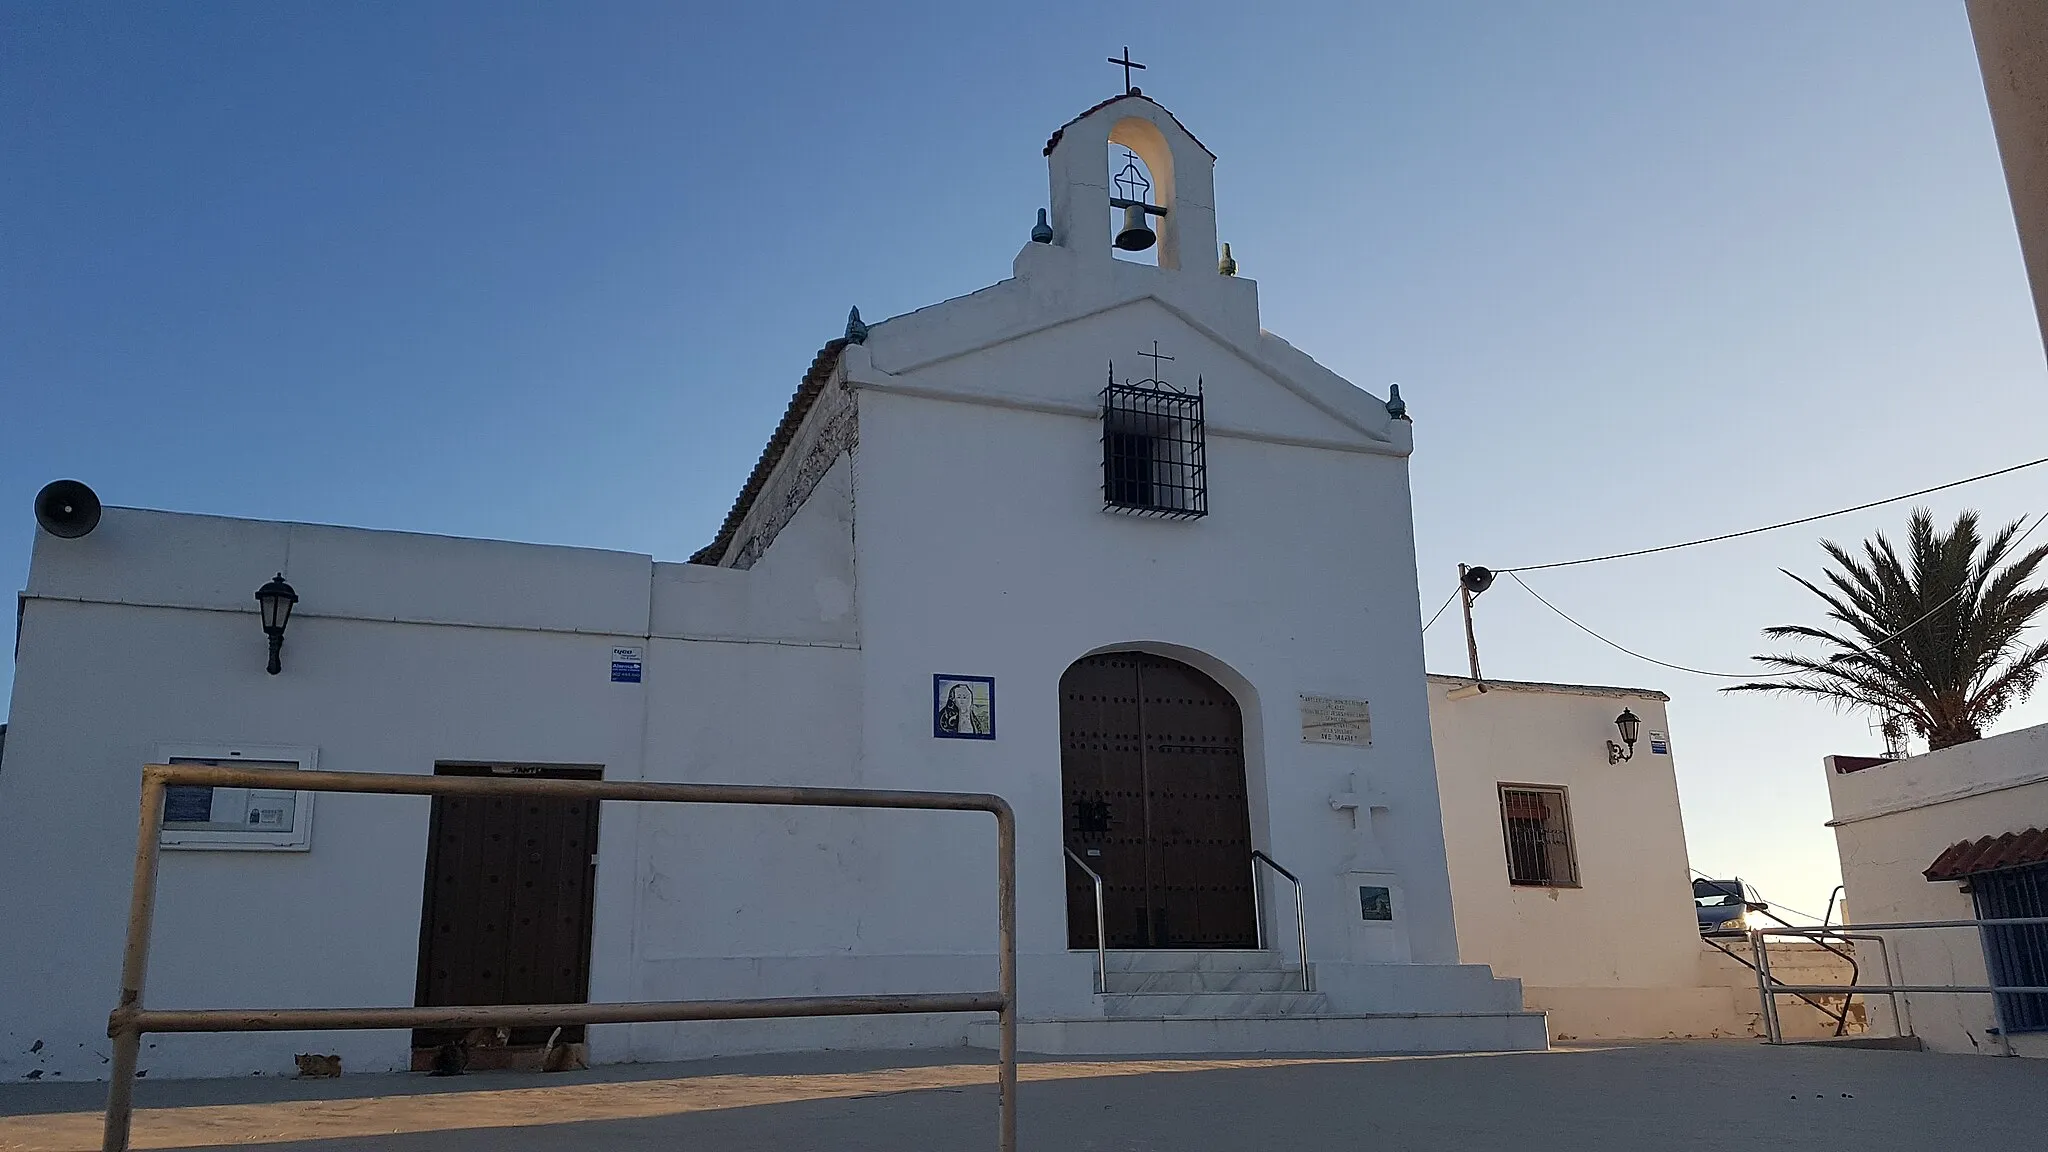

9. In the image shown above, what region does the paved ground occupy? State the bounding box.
[2,1040,2043,1151]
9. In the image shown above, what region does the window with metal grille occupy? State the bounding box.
[1101,381,1206,519]
[1972,862,2048,1033]
[1499,785,1578,887]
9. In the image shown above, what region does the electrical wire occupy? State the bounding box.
[1507,573,1761,678]
[1506,509,2048,681]
[1422,586,1460,633]
[1498,455,2048,574]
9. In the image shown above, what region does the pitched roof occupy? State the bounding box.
[688,337,850,566]
[1924,827,2048,882]
[1043,92,1215,159]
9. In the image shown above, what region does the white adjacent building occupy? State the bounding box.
[1826,723,2048,1056]
[1427,675,1857,1043]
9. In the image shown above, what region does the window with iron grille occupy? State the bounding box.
[1972,862,2048,1033]
[1101,380,1206,519]
[1499,784,1578,887]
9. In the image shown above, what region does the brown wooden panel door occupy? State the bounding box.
[414,765,601,1048]
[1061,653,1257,949]
[1061,654,1148,949]
[1138,656,1257,947]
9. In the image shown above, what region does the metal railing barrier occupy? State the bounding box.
[101,764,1018,1152]
[1696,876,1866,1037]
[1064,847,1109,993]
[1749,917,2048,1047]
[1250,850,1311,992]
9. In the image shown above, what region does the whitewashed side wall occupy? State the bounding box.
[623,450,997,1060]
[0,511,654,1082]
[1429,682,1716,1037]
[0,494,895,1082]
[1826,723,2048,1056]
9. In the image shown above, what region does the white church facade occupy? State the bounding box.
[0,92,1723,1081]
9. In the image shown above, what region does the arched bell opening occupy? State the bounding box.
[1106,144,1159,266]
[1107,116,1176,267]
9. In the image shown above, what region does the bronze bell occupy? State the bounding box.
[1114,201,1156,252]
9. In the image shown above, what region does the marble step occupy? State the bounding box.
[968,1011,1551,1056]
[1101,949,1294,973]
[1104,968,1307,994]
[1101,991,1330,1018]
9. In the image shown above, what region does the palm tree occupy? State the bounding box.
[1725,508,2048,751]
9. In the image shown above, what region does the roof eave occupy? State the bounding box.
[689,337,851,566]
[1043,92,1215,159]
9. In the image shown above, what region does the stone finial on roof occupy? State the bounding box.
[844,307,868,345]
[1218,242,1237,275]
[1386,383,1409,421]
[1031,208,1053,244]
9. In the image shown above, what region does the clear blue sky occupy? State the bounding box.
[5,2,2044,919]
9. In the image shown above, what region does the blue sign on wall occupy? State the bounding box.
[611,645,644,684]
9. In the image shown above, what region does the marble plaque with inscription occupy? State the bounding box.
[1300,694,1371,746]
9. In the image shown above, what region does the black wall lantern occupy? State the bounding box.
[1607,708,1641,764]
[255,573,298,675]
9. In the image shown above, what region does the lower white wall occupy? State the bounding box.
[1430,679,1759,1040]
[0,597,648,1082]
[1827,723,2048,1057]
[1431,681,1701,985]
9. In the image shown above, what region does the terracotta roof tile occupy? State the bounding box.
[1044,92,1214,158]
[1924,827,2048,882]
[688,338,849,566]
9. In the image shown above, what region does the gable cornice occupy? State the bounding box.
[871,288,1402,450]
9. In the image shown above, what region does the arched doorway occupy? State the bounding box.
[1061,651,1257,949]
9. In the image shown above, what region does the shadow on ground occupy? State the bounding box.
[3,1041,2043,1151]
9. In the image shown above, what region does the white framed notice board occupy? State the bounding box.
[153,743,318,851]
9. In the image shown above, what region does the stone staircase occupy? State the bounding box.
[1099,949,1325,1018]
[970,949,1550,1056]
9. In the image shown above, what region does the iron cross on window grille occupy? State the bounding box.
[1109,47,1146,94]
[1135,341,1175,389]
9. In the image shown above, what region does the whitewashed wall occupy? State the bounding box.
[0,485,905,1083]
[1428,678,1740,1039]
[0,510,652,1081]
[624,455,1003,1061]
[1826,723,2048,1057]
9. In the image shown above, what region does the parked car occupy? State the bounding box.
[1695,877,1757,934]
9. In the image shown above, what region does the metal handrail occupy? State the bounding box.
[1703,933,1858,1034]
[1698,872,1866,1038]
[1746,928,1908,1043]
[1763,916,2048,932]
[102,765,1019,1152]
[1748,918,2048,1045]
[1064,847,1109,993]
[1250,850,1311,992]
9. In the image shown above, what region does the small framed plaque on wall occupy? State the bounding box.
[934,675,995,740]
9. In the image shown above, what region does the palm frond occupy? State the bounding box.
[1732,507,2048,748]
